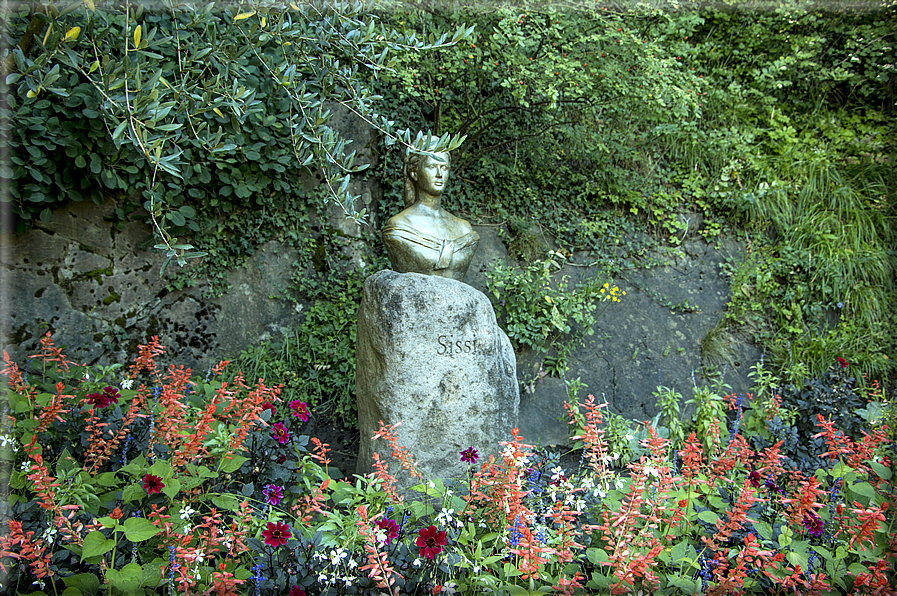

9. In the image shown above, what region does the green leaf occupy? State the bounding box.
[218,455,248,474]
[105,563,141,593]
[148,460,172,478]
[63,573,101,595]
[755,521,773,540]
[210,493,241,511]
[587,547,609,564]
[97,516,120,530]
[123,517,161,542]
[95,471,118,487]
[121,483,144,504]
[786,551,808,570]
[870,461,892,481]
[849,481,876,500]
[162,477,181,500]
[81,530,115,561]
[697,510,719,525]
[667,574,697,593]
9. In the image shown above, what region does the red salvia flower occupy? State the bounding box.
[416,525,447,559]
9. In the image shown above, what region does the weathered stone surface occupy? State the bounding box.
[515,236,762,447]
[356,270,519,484]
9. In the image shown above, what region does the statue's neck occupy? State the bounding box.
[415,191,442,211]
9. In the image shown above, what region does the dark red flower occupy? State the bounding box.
[86,392,109,408]
[102,386,120,406]
[262,521,292,547]
[290,400,309,422]
[261,401,276,415]
[142,474,165,495]
[460,447,479,464]
[416,524,447,559]
[375,518,400,545]
[748,470,761,487]
[288,588,306,596]
[272,422,290,445]
[836,357,849,368]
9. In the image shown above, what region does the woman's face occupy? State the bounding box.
[414,153,450,196]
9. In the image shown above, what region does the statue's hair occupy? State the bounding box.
[403,150,451,208]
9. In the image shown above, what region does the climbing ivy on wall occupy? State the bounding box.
[1,0,472,273]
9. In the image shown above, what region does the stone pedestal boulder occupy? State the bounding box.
[356,270,519,485]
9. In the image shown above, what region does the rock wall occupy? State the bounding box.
[1,198,305,373]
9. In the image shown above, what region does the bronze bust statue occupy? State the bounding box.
[382,149,479,281]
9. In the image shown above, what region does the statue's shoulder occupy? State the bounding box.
[448,211,476,236]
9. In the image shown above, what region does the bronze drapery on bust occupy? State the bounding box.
[382,147,479,281]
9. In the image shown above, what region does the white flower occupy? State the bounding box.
[413,558,422,568]
[183,524,192,535]
[318,574,328,583]
[347,559,357,569]
[83,372,90,382]
[330,548,347,566]
[643,465,659,478]
[121,379,134,390]
[179,506,196,520]
[435,508,454,527]
[20,461,30,472]
[0,434,15,448]
[42,526,57,545]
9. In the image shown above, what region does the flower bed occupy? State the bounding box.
[0,335,894,594]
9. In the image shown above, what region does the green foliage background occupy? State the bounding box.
[4,0,895,417]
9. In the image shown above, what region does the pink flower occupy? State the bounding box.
[272,422,290,445]
[803,512,824,537]
[262,484,284,506]
[290,400,309,422]
[836,357,849,368]
[416,524,447,559]
[288,588,306,596]
[460,447,479,464]
[142,474,165,495]
[375,518,400,545]
[262,521,292,547]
